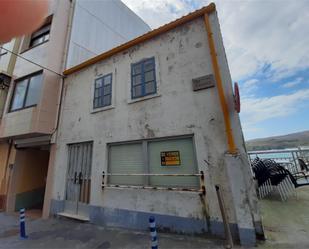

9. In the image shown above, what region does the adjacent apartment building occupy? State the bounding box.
[0,38,20,210]
[49,3,263,246]
[0,0,150,215]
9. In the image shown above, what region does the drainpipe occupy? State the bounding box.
[203,13,237,154]
[51,0,76,139]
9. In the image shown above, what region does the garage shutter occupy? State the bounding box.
[148,138,199,188]
[108,143,144,185]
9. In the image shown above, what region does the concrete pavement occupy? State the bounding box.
[1,187,308,249]
[258,187,309,249]
[0,213,229,249]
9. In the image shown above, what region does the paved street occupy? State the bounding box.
[259,187,309,249]
[0,213,228,249]
[1,188,308,249]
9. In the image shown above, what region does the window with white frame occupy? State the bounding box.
[93,73,112,109]
[131,57,156,99]
[10,71,43,112]
[108,137,199,188]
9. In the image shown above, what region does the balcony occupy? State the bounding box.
[0,70,61,139]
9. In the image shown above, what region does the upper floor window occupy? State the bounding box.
[29,23,51,48]
[20,15,53,53]
[131,57,156,99]
[10,71,43,112]
[93,73,112,109]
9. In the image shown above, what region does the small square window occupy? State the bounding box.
[103,95,111,106]
[93,73,112,109]
[132,75,142,86]
[104,75,112,85]
[131,57,156,99]
[133,85,142,98]
[104,85,111,95]
[95,78,103,88]
[94,89,101,98]
[144,60,154,72]
[145,82,156,95]
[132,64,142,75]
[145,71,154,82]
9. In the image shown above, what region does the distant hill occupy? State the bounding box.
[246,130,309,151]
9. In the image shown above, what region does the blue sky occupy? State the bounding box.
[123,0,309,140]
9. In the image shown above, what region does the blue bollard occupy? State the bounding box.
[149,216,158,249]
[19,208,28,239]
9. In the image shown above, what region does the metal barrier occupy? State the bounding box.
[248,148,309,174]
[101,171,206,193]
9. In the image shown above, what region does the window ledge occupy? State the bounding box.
[91,105,115,114]
[128,93,161,104]
[8,105,36,113]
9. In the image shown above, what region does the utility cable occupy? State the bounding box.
[0,46,64,77]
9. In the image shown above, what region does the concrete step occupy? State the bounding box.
[57,212,90,222]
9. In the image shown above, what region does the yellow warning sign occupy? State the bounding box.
[161,151,181,166]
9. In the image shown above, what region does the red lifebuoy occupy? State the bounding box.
[234,82,240,113]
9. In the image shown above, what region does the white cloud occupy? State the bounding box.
[282,77,303,88]
[241,89,309,139]
[241,78,259,95]
[217,1,309,81]
[243,79,259,88]
[122,0,193,28]
[241,89,309,131]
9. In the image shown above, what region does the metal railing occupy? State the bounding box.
[248,148,309,174]
[101,171,206,194]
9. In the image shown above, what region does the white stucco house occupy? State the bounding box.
[49,3,263,246]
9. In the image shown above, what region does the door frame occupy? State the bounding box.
[64,141,93,216]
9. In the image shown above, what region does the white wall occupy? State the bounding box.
[53,12,261,243]
[66,0,151,68]
[55,15,237,221]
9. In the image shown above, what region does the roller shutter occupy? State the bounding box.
[108,143,144,185]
